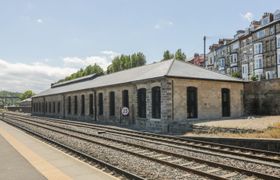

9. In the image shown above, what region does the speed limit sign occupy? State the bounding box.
[121,107,129,116]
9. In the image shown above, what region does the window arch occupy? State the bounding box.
[137,88,146,118]
[152,86,161,119]
[187,86,198,118]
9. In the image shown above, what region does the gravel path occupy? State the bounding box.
[192,116,280,130]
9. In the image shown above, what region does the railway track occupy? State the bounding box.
[7,112,280,165]
[2,113,280,180]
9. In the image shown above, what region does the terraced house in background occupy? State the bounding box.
[206,10,280,81]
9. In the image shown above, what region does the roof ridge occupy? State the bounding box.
[165,58,176,76]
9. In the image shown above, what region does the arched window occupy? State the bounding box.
[53,102,56,113]
[89,94,94,115]
[57,102,60,114]
[81,95,85,115]
[45,102,48,113]
[152,86,161,119]
[137,88,146,118]
[187,87,198,118]
[109,91,115,116]
[68,97,71,114]
[74,96,78,115]
[98,93,103,115]
[122,90,129,108]
[38,103,41,112]
[221,88,230,117]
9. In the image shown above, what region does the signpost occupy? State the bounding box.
[120,107,129,124]
[121,107,129,116]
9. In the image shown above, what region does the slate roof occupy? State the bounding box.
[33,59,244,97]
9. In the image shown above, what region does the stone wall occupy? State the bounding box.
[170,78,244,120]
[32,77,244,134]
[32,78,172,133]
[244,79,280,115]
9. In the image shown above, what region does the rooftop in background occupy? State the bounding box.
[51,74,98,88]
[33,59,244,98]
[189,53,205,67]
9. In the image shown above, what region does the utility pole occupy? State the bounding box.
[203,36,206,68]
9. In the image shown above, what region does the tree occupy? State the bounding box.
[58,64,104,83]
[232,71,241,78]
[20,90,35,100]
[174,49,186,61]
[162,50,174,61]
[106,52,146,74]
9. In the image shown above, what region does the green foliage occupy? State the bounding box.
[58,63,104,83]
[231,71,241,78]
[0,91,22,106]
[20,90,35,100]
[162,49,186,61]
[162,50,174,60]
[174,49,187,61]
[251,75,257,81]
[107,52,146,74]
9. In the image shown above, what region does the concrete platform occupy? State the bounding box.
[0,121,118,180]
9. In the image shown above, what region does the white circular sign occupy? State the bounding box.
[121,107,129,116]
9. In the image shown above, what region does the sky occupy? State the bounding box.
[0,0,278,93]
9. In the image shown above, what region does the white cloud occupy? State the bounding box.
[241,12,254,22]
[36,18,43,24]
[154,20,173,29]
[63,50,119,70]
[0,50,119,93]
[0,59,76,93]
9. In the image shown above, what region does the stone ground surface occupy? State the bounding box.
[0,120,117,180]
[0,135,46,180]
[192,115,280,130]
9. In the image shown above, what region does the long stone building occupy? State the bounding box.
[32,60,244,133]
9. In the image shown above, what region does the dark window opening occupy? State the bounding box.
[42,103,45,113]
[57,102,60,114]
[74,96,78,115]
[98,93,103,115]
[222,88,231,117]
[187,87,198,118]
[89,94,94,115]
[49,102,51,113]
[39,103,41,112]
[122,90,129,108]
[81,95,85,115]
[68,97,71,114]
[109,92,115,116]
[137,88,146,118]
[45,102,48,113]
[53,102,56,113]
[152,86,161,119]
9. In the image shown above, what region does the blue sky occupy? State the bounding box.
[0,0,278,92]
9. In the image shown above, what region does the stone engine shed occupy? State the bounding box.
[32,60,244,133]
